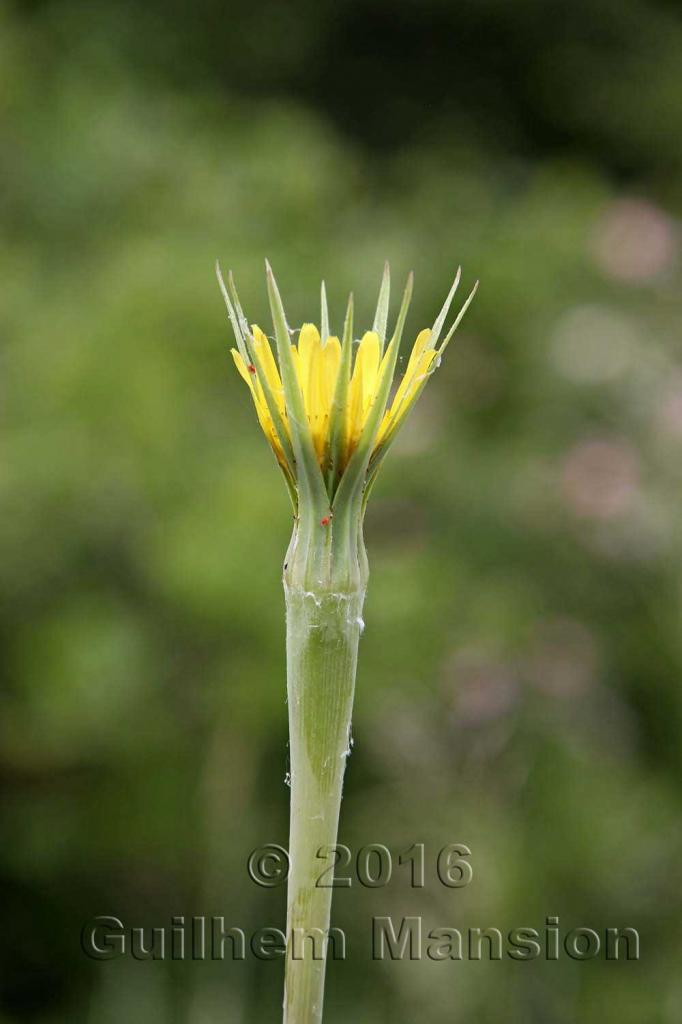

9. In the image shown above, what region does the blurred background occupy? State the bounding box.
[2,0,682,1020]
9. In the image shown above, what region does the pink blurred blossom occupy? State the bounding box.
[591,198,677,283]
[447,647,519,725]
[526,617,599,698]
[561,438,640,520]
[656,373,682,438]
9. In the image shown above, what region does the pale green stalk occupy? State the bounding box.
[282,507,367,1024]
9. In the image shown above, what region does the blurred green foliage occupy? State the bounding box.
[2,0,682,1021]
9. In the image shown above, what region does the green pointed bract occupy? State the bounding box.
[366,279,479,481]
[320,281,330,344]
[428,267,461,350]
[218,262,298,489]
[265,262,327,510]
[244,335,297,482]
[218,266,298,508]
[326,292,354,495]
[438,279,479,354]
[371,261,391,351]
[216,261,249,364]
[227,269,251,340]
[332,272,413,515]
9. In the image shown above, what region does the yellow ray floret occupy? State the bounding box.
[231,324,434,474]
[231,347,287,468]
[376,329,437,444]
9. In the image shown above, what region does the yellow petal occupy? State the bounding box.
[297,324,320,400]
[232,349,287,459]
[321,335,341,412]
[386,330,434,420]
[232,348,253,386]
[347,351,364,448]
[374,335,436,448]
[403,348,437,404]
[356,331,381,416]
[346,331,382,452]
[251,325,285,416]
[309,348,326,456]
[298,323,321,364]
[405,328,432,377]
[381,348,437,443]
[290,345,303,391]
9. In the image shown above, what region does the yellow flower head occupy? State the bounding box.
[218,262,477,513]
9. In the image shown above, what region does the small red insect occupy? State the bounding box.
[247,363,257,374]
[320,515,332,527]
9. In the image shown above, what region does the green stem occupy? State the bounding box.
[282,575,366,1023]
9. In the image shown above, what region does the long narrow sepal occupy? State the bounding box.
[333,272,413,512]
[326,292,354,494]
[371,261,391,352]
[320,281,330,344]
[367,279,479,480]
[428,267,461,349]
[227,269,252,343]
[438,280,479,354]
[216,261,250,364]
[217,262,297,488]
[265,262,327,508]
[219,263,297,481]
